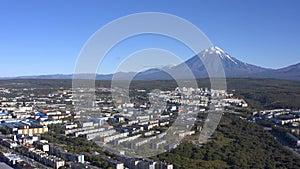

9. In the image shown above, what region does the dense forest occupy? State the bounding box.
[153,114,300,169]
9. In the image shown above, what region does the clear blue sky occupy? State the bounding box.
[0,0,299,77]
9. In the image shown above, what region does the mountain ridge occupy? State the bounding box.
[1,47,300,81]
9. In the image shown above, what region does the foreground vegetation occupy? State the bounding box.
[153,114,300,169]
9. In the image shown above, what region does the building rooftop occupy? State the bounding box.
[5,153,23,161]
[0,162,13,169]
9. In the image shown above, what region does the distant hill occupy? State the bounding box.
[268,63,300,80]
[2,46,300,81]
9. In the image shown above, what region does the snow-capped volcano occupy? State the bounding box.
[104,47,300,80]
[9,46,300,81]
[174,46,268,78]
[210,46,238,64]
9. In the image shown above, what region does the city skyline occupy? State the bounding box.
[1,0,300,77]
